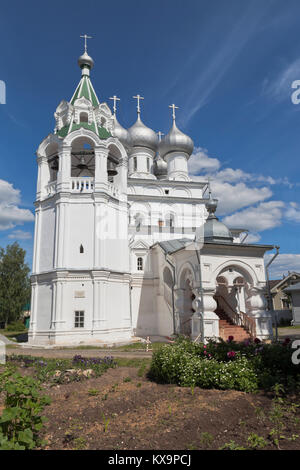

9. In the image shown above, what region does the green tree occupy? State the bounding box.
[0,242,31,326]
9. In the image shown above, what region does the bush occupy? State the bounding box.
[148,337,300,393]
[0,367,50,450]
[5,321,26,332]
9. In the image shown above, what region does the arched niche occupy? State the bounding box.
[46,142,59,182]
[71,136,95,177]
[107,143,122,183]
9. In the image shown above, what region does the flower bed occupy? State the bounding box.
[148,336,300,392]
[7,354,116,384]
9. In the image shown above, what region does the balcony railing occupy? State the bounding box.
[44,178,121,197]
[46,181,56,196]
[71,178,94,192]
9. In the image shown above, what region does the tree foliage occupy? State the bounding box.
[0,242,31,326]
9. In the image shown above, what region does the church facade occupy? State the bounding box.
[29,46,274,345]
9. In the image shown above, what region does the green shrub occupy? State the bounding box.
[148,337,300,393]
[0,368,50,450]
[5,321,26,332]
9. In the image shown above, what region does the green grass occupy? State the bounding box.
[0,329,28,340]
[58,341,166,352]
[115,357,151,368]
[278,325,300,330]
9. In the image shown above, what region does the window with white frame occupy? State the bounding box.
[74,310,84,328]
[137,257,143,271]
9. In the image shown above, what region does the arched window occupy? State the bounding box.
[165,213,175,228]
[80,244,84,254]
[137,257,143,271]
[80,112,88,123]
[135,213,143,232]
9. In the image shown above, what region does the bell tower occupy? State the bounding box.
[29,38,132,345]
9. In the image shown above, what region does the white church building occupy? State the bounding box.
[29,43,274,346]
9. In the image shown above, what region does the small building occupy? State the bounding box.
[284,282,300,326]
[269,272,300,325]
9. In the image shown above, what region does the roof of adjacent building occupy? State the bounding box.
[284,281,300,292]
[270,272,300,292]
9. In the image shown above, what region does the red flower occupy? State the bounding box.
[227,351,236,358]
[227,336,234,342]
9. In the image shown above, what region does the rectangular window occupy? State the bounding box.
[147,158,150,172]
[74,310,84,328]
[137,257,143,271]
[134,157,137,172]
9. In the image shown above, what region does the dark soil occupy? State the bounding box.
[1,361,300,450]
[39,368,300,450]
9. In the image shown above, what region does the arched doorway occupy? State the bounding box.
[215,265,253,323]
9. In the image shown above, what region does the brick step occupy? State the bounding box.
[216,307,250,342]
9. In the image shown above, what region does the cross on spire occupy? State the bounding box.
[169,103,179,121]
[133,94,144,114]
[109,95,120,115]
[80,34,92,53]
[157,131,164,142]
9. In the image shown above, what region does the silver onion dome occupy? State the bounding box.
[159,120,194,159]
[112,116,131,148]
[78,51,94,70]
[128,115,158,151]
[203,197,233,243]
[154,155,168,179]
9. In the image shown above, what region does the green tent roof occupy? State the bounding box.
[70,75,100,107]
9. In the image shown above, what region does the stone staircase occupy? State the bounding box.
[216,308,250,342]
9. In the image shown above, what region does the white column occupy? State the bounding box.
[57,144,71,192]
[191,288,219,342]
[247,287,273,340]
[36,155,50,200]
[29,280,38,334]
[32,206,42,274]
[94,146,108,191]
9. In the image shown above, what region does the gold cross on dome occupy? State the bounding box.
[169,103,179,120]
[80,34,92,53]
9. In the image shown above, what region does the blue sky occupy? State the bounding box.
[0,0,300,278]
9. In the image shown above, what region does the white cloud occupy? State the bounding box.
[212,181,272,215]
[0,180,21,205]
[188,147,220,175]
[285,202,300,223]
[265,254,300,279]
[8,230,32,240]
[262,58,300,103]
[245,233,261,243]
[0,179,34,230]
[223,201,285,232]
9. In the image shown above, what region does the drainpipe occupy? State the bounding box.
[265,245,280,341]
[164,253,176,336]
[195,246,204,340]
